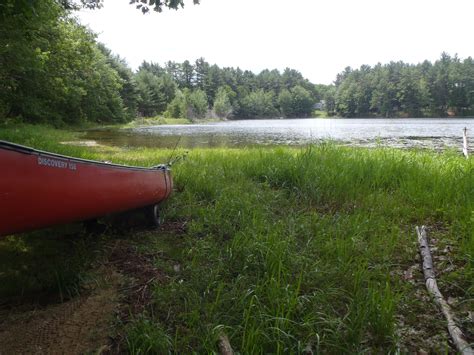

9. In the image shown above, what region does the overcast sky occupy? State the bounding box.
[77,0,474,84]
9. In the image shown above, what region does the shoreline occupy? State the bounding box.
[0,124,472,353]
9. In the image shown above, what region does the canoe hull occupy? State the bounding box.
[0,141,172,237]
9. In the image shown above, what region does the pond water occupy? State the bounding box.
[85,118,474,151]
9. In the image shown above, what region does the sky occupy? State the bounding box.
[77,0,474,84]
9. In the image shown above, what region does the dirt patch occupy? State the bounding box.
[104,239,170,353]
[0,227,179,354]
[160,220,188,235]
[108,240,167,318]
[0,268,122,354]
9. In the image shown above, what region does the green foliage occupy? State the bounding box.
[126,317,172,354]
[1,125,472,353]
[0,0,128,125]
[213,86,233,118]
[165,89,186,118]
[8,0,472,126]
[278,89,293,117]
[1,2,318,125]
[290,85,314,116]
[99,45,140,120]
[184,88,208,120]
[79,42,127,124]
[180,59,194,89]
[238,89,279,118]
[151,59,318,119]
[278,85,314,117]
[128,0,200,14]
[164,88,208,120]
[112,145,468,353]
[332,53,474,117]
[135,69,177,117]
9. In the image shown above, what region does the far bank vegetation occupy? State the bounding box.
[2,1,474,127]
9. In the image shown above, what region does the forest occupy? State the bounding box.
[0,0,317,125]
[1,2,473,353]
[1,0,474,125]
[327,55,474,118]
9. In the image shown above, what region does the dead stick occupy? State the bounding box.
[416,226,474,355]
[303,342,314,355]
[217,334,234,355]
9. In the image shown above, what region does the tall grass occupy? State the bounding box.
[143,146,472,353]
[1,124,472,352]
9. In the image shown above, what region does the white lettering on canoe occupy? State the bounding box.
[38,156,76,171]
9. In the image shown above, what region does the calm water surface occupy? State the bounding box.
[85,118,474,150]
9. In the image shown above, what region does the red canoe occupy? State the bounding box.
[0,141,173,237]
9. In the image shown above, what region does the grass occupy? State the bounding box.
[0,226,99,302]
[0,124,472,353]
[123,116,192,128]
[312,110,330,118]
[120,115,222,128]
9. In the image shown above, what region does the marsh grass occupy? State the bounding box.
[127,146,471,353]
[124,116,191,127]
[0,125,472,353]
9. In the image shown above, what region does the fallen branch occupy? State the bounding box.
[217,333,234,355]
[303,342,314,355]
[416,225,474,355]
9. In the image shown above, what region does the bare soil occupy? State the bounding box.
[0,268,121,354]
[0,232,169,355]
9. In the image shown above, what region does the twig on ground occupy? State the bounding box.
[217,333,234,355]
[416,225,474,355]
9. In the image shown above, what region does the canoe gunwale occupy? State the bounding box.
[0,140,170,172]
[0,140,174,236]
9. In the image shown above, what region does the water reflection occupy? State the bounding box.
[84,118,474,150]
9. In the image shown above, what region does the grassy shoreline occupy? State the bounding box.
[0,124,472,353]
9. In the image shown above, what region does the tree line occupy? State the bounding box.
[0,0,318,125]
[135,59,318,120]
[324,54,474,118]
[2,0,473,125]
[1,0,129,125]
